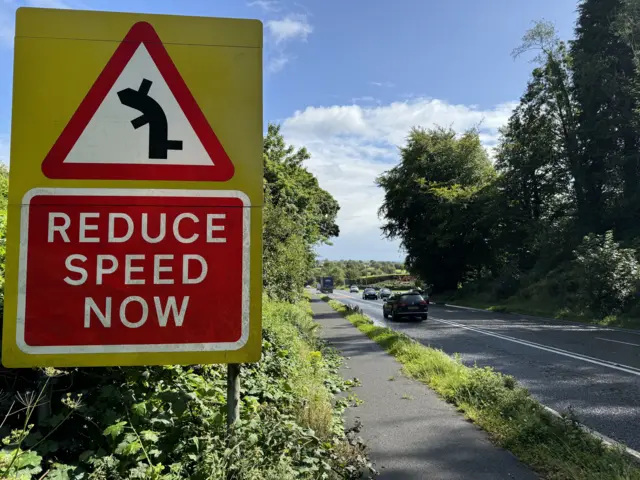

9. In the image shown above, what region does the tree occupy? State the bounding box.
[262,124,340,301]
[512,21,583,237]
[571,0,640,236]
[262,194,313,302]
[493,63,574,273]
[327,264,346,285]
[377,127,496,291]
[264,123,340,245]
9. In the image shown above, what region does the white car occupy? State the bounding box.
[349,285,359,293]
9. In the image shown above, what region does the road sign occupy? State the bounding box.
[2,8,263,368]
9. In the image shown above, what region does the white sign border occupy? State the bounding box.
[16,187,251,355]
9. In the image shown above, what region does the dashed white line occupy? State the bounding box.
[595,337,640,347]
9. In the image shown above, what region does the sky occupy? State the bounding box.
[0,0,580,261]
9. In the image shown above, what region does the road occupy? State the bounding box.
[328,289,640,452]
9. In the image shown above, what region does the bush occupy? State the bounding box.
[0,298,373,479]
[573,231,640,316]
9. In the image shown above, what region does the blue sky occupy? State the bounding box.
[0,0,579,261]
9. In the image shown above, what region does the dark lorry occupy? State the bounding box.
[320,276,334,294]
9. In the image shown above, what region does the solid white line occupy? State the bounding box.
[431,317,640,377]
[595,337,640,347]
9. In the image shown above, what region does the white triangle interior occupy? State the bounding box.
[63,44,214,166]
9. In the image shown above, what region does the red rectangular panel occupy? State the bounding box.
[23,193,245,349]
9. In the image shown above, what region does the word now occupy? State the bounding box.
[48,211,226,244]
[85,296,189,328]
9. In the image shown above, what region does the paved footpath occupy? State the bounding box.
[311,298,538,480]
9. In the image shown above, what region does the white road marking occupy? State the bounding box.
[332,293,640,374]
[431,317,640,377]
[595,337,640,348]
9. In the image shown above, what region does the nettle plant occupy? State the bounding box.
[573,231,640,316]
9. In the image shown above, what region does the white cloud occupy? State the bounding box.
[281,97,517,260]
[247,0,280,12]
[266,14,312,44]
[267,54,289,73]
[257,7,313,74]
[371,81,395,88]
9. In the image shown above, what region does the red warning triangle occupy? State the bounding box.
[41,21,234,182]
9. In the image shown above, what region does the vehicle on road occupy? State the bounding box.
[320,276,334,294]
[379,287,392,300]
[362,287,378,300]
[349,285,359,293]
[383,292,428,321]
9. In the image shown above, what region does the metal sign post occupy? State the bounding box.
[227,363,241,430]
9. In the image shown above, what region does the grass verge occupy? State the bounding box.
[0,298,375,480]
[327,299,640,480]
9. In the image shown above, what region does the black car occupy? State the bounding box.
[362,287,378,300]
[382,293,428,321]
[379,288,392,300]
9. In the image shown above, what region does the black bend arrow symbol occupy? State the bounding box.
[117,79,183,159]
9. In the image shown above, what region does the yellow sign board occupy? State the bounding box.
[2,7,263,367]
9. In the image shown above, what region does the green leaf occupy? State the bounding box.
[141,430,159,443]
[103,421,127,440]
[47,464,75,480]
[132,402,147,416]
[14,450,42,468]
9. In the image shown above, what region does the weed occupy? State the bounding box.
[487,305,508,313]
[0,298,377,479]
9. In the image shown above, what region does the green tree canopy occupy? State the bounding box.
[262,123,340,301]
[377,127,495,291]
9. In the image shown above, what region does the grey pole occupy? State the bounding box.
[227,363,241,431]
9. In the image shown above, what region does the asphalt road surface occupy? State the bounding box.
[328,289,640,452]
